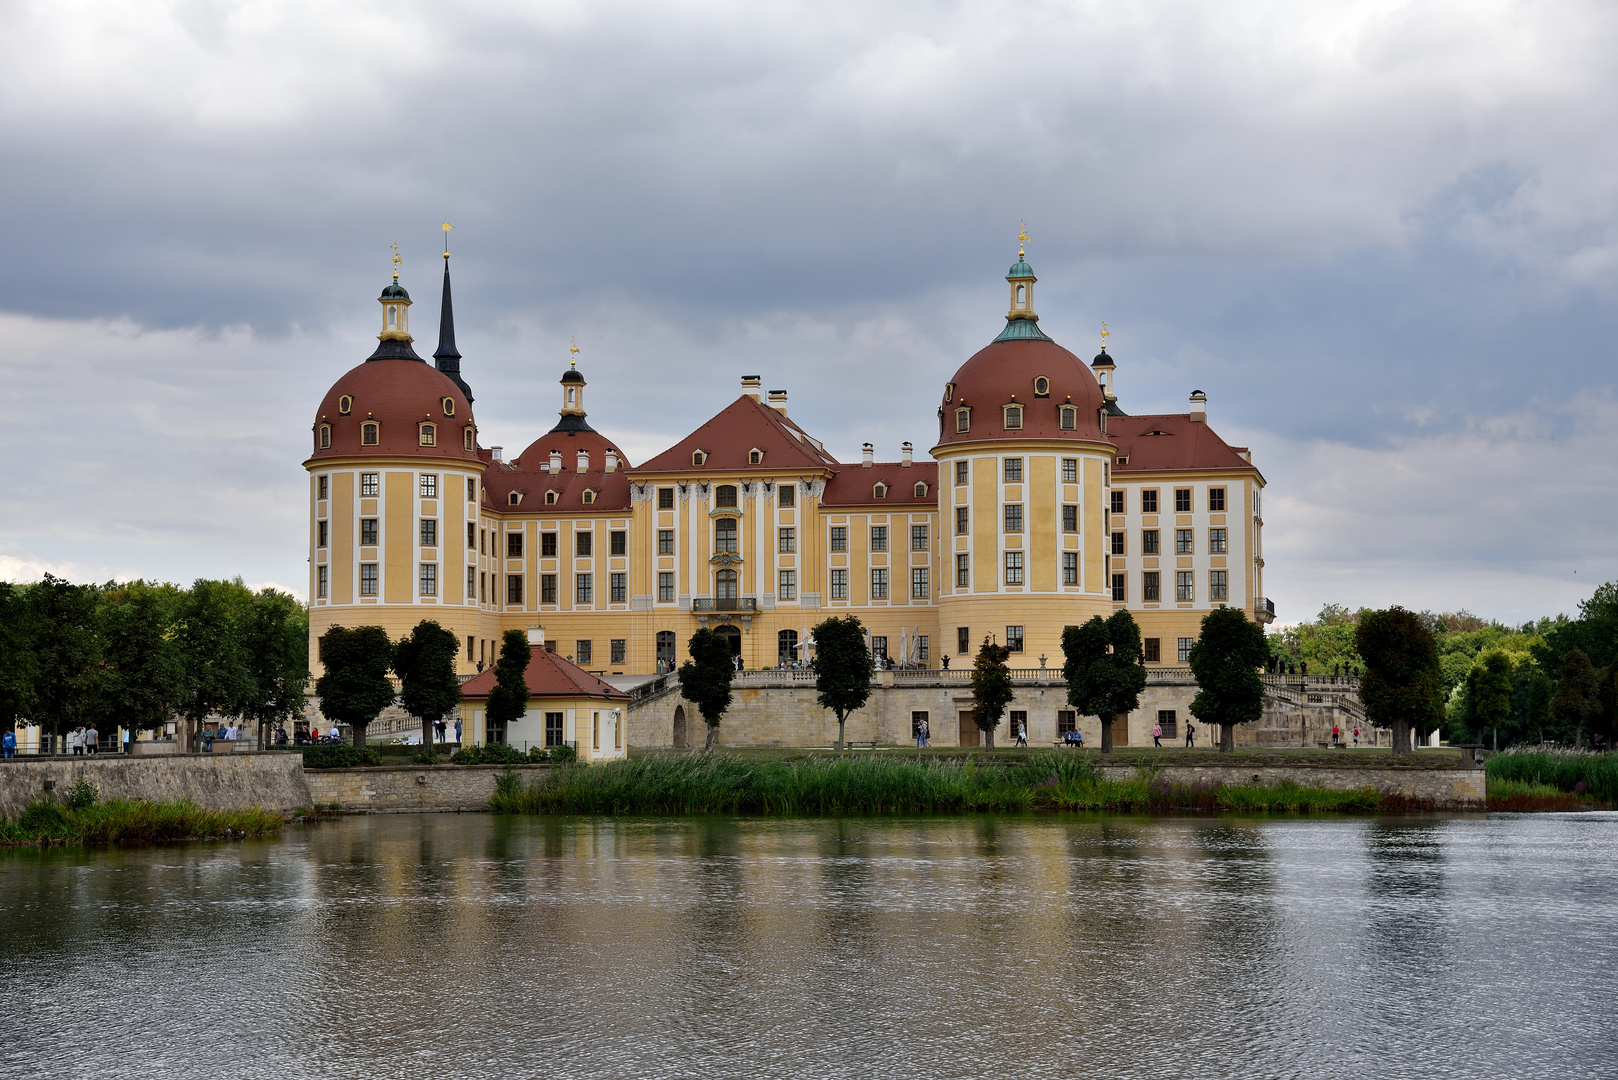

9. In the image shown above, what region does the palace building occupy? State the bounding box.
[306,241,1274,747]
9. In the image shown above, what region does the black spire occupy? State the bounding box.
[433,256,474,404]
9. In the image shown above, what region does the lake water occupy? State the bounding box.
[2,812,1615,1079]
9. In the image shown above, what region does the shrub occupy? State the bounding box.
[301,744,383,769]
[410,749,441,765]
[449,746,483,765]
[476,743,528,765]
[493,768,524,801]
[527,745,549,763]
[548,743,578,764]
[66,776,99,809]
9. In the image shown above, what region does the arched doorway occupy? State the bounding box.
[672,705,687,749]
[778,629,798,666]
[714,623,742,659]
[656,630,676,671]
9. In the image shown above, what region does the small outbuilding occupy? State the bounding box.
[459,630,630,759]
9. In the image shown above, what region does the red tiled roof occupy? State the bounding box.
[308,358,480,465]
[460,645,630,702]
[822,461,940,507]
[634,395,840,473]
[1109,414,1258,474]
[477,429,634,513]
[932,338,1109,450]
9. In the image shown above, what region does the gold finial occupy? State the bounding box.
[1016,220,1030,258]
[1100,321,1110,352]
[391,242,401,281]
[442,220,453,259]
[569,336,580,369]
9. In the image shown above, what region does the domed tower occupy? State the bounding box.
[304,256,491,679]
[931,233,1115,666]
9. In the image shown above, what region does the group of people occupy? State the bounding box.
[66,726,101,754]
[431,718,463,743]
[1268,656,1363,678]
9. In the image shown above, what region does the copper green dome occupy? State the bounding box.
[379,281,411,301]
[1006,258,1035,280]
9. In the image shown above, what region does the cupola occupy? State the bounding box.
[379,244,412,342]
[548,338,599,435]
[993,223,1053,344]
[1092,322,1116,401]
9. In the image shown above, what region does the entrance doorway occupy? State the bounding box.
[714,624,742,659]
[672,705,687,749]
[656,630,676,670]
[958,710,979,747]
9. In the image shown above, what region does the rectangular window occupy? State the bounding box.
[778,484,796,507]
[1003,504,1023,533]
[871,635,889,661]
[778,570,796,600]
[658,572,675,602]
[1158,710,1178,739]
[576,531,592,557]
[958,627,971,654]
[545,712,565,747]
[576,573,593,603]
[1111,573,1126,602]
[1175,488,1192,513]
[360,563,378,596]
[1176,529,1194,555]
[830,526,847,552]
[779,527,796,553]
[467,566,476,597]
[610,572,626,602]
[1110,531,1125,555]
[658,487,675,509]
[507,575,523,604]
[870,526,888,552]
[1176,571,1194,601]
[419,563,437,596]
[541,532,558,558]
[419,474,437,498]
[955,461,969,485]
[480,530,487,555]
[956,507,969,535]
[610,531,626,556]
[361,473,379,497]
[1178,637,1194,663]
[468,522,476,548]
[871,568,889,599]
[506,532,523,557]
[1143,571,1160,601]
[1209,487,1226,513]
[1057,710,1077,735]
[1063,552,1078,585]
[318,475,329,500]
[1142,529,1159,554]
[467,478,476,501]
[1144,637,1161,663]
[714,518,738,554]
[1062,505,1077,533]
[317,520,328,548]
[830,569,848,600]
[419,519,437,547]
[611,639,626,665]
[956,410,971,433]
[917,635,929,662]
[1141,489,1158,514]
[1110,490,1125,514]
[912,567,929,599]
[1061,458,1077,483]
[316,565,329,599]
[1003,458,1023,483]
[657,529,675,554]
[480,572,486,602]
[354,518,375,546]
[1005,626,1024,652]
[1210,528,1227,554]
[1210,570,1228,600]
[1004,551,1024,585]
[956,554,970,588]
[911,525,928,551]
[576,640,592,665]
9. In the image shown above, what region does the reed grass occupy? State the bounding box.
[491,753,1388,816]
[1486,748,1618,804]
[0,798,287,847]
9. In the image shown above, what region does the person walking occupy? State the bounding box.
[1015,720,1028,748]
[1152,721,1163,748]
[1185,723,1196,748]
[71,727,84,756]
[915,719,926,749]
[1352,726,1360,748]
[454,718,462,744]
[85,724,99,755]
[2,729,15,759]
[921,717,930,748]
[1332,725,1341,746]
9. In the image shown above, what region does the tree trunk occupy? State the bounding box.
[423,713,434,754]
[836,715,846,753]
[1100,716,1112,754]
[984,726,996,751]
[1492,726,1498,752]
[353,720,368,749]
[1219,723,1234,753]
[1391,717,1410,755]
[704,723,718,753]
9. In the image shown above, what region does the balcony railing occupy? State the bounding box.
[691,597,758,613]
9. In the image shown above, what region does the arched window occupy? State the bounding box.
[567,388,577,408]
[778,629,798,666]
[1060,406,1077,430]
[1034,376,1050,397]
[715,569,738,600]
[319,424,331,449]
[361,422,379,446]
[582,489,596,505]
[955,407,971,433]
[714,517,738,553]
[748,448,763,465]
[692,450,706,466]
[442,397,455,416]
[419,423,436,447]
[873,483,888,499]
[715,484,738,508]
[338,395,352,415]
[914,482,927,498]
[463,425,475,451]
[509,492,522,506]
[656,631,676,667]
[545,490,558,505]
[386,305,398,329]
[1016,284,1026,307]
[1003,406,1023,430]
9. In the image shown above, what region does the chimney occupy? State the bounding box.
[549,450,562,475]
[861,442,874,469]
[767,389,788,415]
[741,375,762,401]
[491,446,503,463]
[1189,390,1207,423]
[526,625,545,646]
[604,449,618,473]
[576,449,590,473]
[901,441,913,467]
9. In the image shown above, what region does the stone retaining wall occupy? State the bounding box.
[1091,762,1486,810]
[304,763,548,813]
[0,754,311,817]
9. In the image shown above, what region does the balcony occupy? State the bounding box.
[691,597,758,613]
[1255,596,1276,623]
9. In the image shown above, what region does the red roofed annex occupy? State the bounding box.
[304,238,1271,748]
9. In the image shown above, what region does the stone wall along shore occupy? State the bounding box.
[0,753,311,818]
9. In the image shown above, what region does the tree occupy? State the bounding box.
[485,629,532,747]
[970,637,1014,750]
[1357,606,1445,754]
[239,588,310,749]
[1551,649,1600,748]
[1187,606,1269,753]
[27,575,107,745]
[175,578,254,749]
[811,616,873,751]
[313,625,395,747]
[678,627,733,752]
[0,582,40,735]
[394,620,462,750]
[99,581,186,750]
[1466,649,1514,751]
[1062,610,1148,754]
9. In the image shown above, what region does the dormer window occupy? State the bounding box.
[955,407,971,433]
[748,448,763,465]
[338,395,352,415]
[1033,376,1050,397]
[944,382,955,404]
[361,422,379,446]
[873,483,888,499]
[1003,405,1023,430]
[1117,456,1130,466]
[442,397,455,416]
[692,450,707,467]
[1060,406,1077,430]
[318,424,331,449]
[419,423,436,447]
[463,425,475,451]
[508,492,522,506]
[582,489,596,505]
[914,482,928,498]
[545,490,558,505]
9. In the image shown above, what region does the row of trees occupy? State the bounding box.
[0,576,308,749]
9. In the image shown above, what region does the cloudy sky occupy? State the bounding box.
[1,0,1614,625]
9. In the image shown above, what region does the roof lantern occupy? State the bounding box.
[367,244,424,361]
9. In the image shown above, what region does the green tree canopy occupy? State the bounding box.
[27,575,106,740]
[485,629,533,746]
[1357,606,1446,754]
[678,627,734,752]
[1062,610,1148,753]
[394,619,462,749]
[239,588,310,748]
[1551,648,1600,748]
[314,625,396,747]
[99,581,186,744]
[175,578,255,746]
[1188,606,1269,753]
[0,582,40,733]
[1465,649,1515,751]
[812,616,873,751]
[970,637,1014,750]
